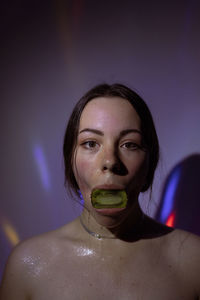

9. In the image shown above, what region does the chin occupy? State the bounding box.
[93,210,126,229]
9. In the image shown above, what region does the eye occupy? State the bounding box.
[121,142,140,150]
[81,140,98,149]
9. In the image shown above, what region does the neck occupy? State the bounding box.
[80,202,145,241]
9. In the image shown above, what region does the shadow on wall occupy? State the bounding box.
[156,153,200,236]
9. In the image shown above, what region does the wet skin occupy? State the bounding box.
[1,97,200,299]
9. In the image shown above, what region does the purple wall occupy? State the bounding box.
[1,0,200,280]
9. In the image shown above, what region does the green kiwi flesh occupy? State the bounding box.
[91,189,127,209]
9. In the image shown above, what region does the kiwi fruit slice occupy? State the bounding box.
[91,189,127,209]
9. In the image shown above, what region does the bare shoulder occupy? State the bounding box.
[164,228,200,296]
[166,228,200,261]
[0,219,79,300]
[2,218,79,273]
[145,217,200,274]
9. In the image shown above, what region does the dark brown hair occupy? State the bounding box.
[63,83,159,196]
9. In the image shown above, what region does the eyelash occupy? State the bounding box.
[81,140,98,149]
[120,142,140,150]
[81,140,141,151]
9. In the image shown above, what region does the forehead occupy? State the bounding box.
[79,96,141,131]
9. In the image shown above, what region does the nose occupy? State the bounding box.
[101,146,128,176]
[103,160,116,171]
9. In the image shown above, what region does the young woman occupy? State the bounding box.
[1,84,200,299]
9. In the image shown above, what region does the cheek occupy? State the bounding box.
[127,153,148,183]
[76,159,88,172]
[73,155,94,189]
[73,156,96,205]
[127,152,146,171]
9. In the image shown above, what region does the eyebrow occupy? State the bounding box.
[79,128,142,137]
[119,129,142,137]
[79,128,104,135]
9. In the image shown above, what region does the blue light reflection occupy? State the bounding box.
[33,144,51,191]
[160,168,180,223]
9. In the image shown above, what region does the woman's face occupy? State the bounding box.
[73,97,148,227]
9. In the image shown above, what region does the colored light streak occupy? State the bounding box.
[78,190,84,206]
[33,144,50,191]
[2,220,20,246]
[160,168,180,223]
[166,212,175,228]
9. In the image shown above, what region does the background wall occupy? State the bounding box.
[1,0,200,280]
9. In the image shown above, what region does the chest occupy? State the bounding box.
[31,251,194,300]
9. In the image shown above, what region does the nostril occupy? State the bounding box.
[102,161,128,175]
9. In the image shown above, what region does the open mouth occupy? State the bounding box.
[91,189,127,209]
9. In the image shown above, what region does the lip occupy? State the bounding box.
[92,184,125,191]
[94,207,126,216]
